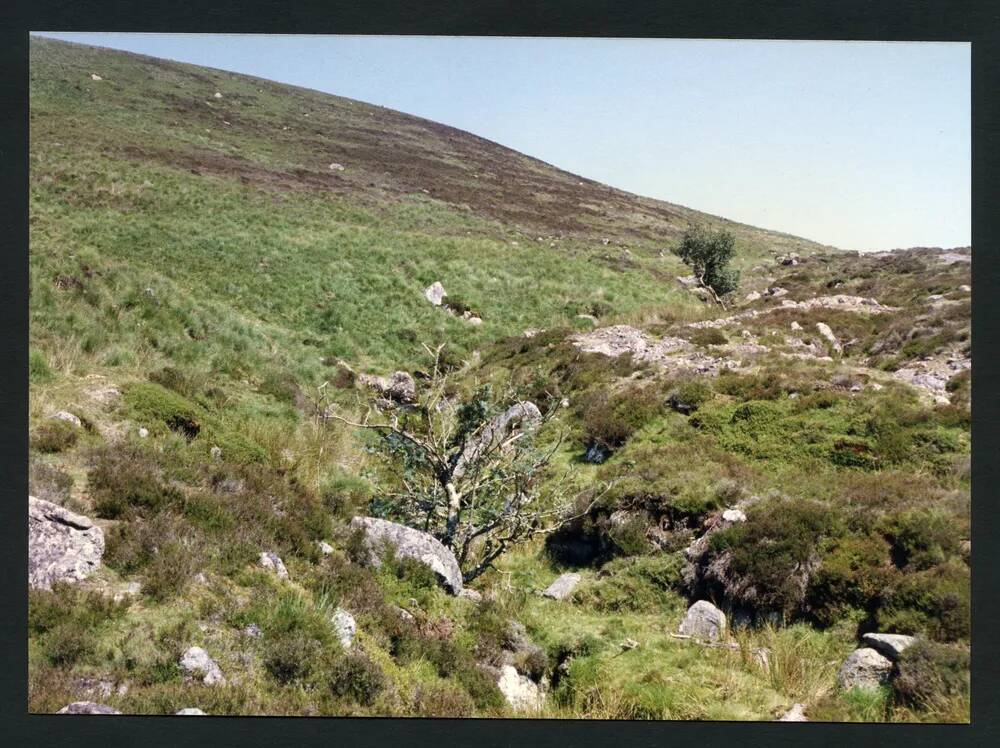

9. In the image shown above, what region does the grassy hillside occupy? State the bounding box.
[28,37,969,722]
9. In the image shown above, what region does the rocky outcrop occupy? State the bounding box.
[861,633,916,661]
[678,600,727,642]
[51,410,82,427]
[497,665,544,712]
[359,371,417,405]
[350,516,463,594]
[57,701,121,715]
[29,496,105,590]
[542,572,581,600]
[837,647,892,691]
[815,322,842,355]
[180,646,225,686]
[424,281,446,306]
[331,608,357,650]
[258,551,288,579]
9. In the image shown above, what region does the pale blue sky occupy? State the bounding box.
[37,33,970,251]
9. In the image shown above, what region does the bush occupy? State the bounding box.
[263,631,324,685]
[876,560,969,641]
[675,225,740,297]
[412,681,477,717]
[104,513,205,600]
[29,459,74,504]
[892,639,970,712]
[328,653,387,706]
[30,419,79,453]
[124,381,204,439]
[580,385,662,451]
[881,509,963,571]
[666,378,713,414]
[88,445,182,519]
[806,534,894,626]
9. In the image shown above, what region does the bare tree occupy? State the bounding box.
[328,345,603,582]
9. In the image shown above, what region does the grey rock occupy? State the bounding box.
[51,410,82,428]
[678,600,727,642]
[745,291,762,302]
[180,646,225,686]
[317,540,334,555]
[331,608,357,650]
[176,708,206,715]
[57,701,120,715]
[424,281,447,306]
[497,665,544,712]
[137,427,150,438]
[458,588,483,602]
[861,633,916,661]
[258,551,288,579]
[350,516,463,594]
[815,322,842,354]
[790,321,803,331]
[542,573,581,600]
[243,623,262,638]
[721,508,747,523]
[959,284,971,293]
[583,443,609,464]
[779,703,808,721]
[359,371,416,405]
[29,496,104,590]
[210,446,223,460]
[837,647,892,691]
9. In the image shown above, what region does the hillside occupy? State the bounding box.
[28,37,969,722]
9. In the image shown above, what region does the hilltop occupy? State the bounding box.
[28,38,969,722]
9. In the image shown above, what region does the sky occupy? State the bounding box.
[36,33,970,251]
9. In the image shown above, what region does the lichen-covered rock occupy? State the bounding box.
[542,573,581,600]
[424,281,446,306]
[815,322,842,354]
[51,410,82,427]
[861,633,916,662]
[497,665,544,712]
[57,702,121,715]
[350,516,463,594]
[180,646,225,686]
[29,496,104,590]
[331,608,357,650]
[258,551,288,579]
[678,600,727,642]
[359,371,417,404]
[837,647,893,691]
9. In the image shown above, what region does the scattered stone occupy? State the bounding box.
[752,647,771,672]
[837,647,892,691]
[575,313,599,325]
[317,540,334,555]
[350,516,464,594]
[57,701,119,715]
[721,508,747,523]
[458,588,483,602]
[243,623,262,639]
[815,322,842,354]
[621,637,639,651]
[678,600,727,642]
[542,572,582,600]
[359,370,417,405]
[424,281,447,306]
[137,427,149,438]
[50,410,82,428]
[779,703,808,722]
[180,646,225,686]
[861,633,916,661]
[331,608,357,650]
[467,316,483,326]
[209,446,223,461]
[213,91,222,98]
[176,708,206,715]
[328,162,345,171]
[959,284,971,292]
[780,253,801,266]
[583,443,609,464]
[768,287,789,298]
[29,496,104,590]
[745,291,761,302]
[85,385,121,407]
[258,551,288,579]
[497,664,544,712]
[90,74,102,82]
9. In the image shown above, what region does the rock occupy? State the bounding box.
[752,647,771,672]
[815,322,842,354]
[50,410,82,428]
[575,313,599,324]
[861,633,916,661]
[180,646,225,686]
[542,572,582,600]
[780,253,801,266]
[779,703,808,721]
[57,701,120,715]
[458,588,483,602]
[676,275,699,288]
[359,371,416,405]
[29,496,104,590]
[209,446,223,460]
[583,443,609,464]
[721,508,747,523]
[790,321,802,331]
[331,608,357,650]
[453,401,542,477]
[467,316,483,326]
[837,647,892,691]
[90,74,103,82]
[745,291,761,302]
[137,427,149,438]
[176,708,206,715]
[258,551,288,579]
[317,540,334,555]
[621,637,639,651]
[424,281,447,306]
[959,284,971,292]
[497,665,544,712]
[350,516,463,594]
[768,287,788,298]
[328,162,345,171]
[213,91,222,98]
[678,600,727,642]
[243,623,262,639]
[72,676,122,700]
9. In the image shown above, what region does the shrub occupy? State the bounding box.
[328,653,387,706]
[572,555,684,614]
[581,385,662,451]
[688,328,728,346]
[148,366,196,397]
[412,681,477,717]
[88,445,182,519]
[29,349,53,383]
[880,509,962,571]
[104,513,205,600]
[666,378,713,414]
[124,382,204,439]
[806,534,895,626]
[876,560,969,641]
[29,459,74,504]
[30,419,79,453]
[892,639,970,713]
[675,225,741,298]
[263,630,324,684]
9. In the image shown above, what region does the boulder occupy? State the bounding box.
[258,551,288,579]
[350,516,463,594]
[779,703,808,722]
[815,322,842,354]
[176,708,206,715]
[28,496,104,590]
[453,401,542,477]
[317,540,334,555]
[497,665,544,712]
[51,410,82,428]
[57,701,120,715]
[424,281,447,306]
[721,508,747,523]
[861,633,916,662]
[837,647,892,691]
[745,291,762,302]
[678,600,727,642]
[583,443,609,464]
[790,321,802,331]
[359,371,417,405]
[959,284,971,293]
[542,572,582,600]
[180,646,225,686]
[331,608,357,650]
[458,588,483,602]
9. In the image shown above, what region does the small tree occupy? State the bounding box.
[330,346,602,582]
[676,225,740,305]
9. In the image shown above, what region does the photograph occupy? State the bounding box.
[27,32,970,722]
